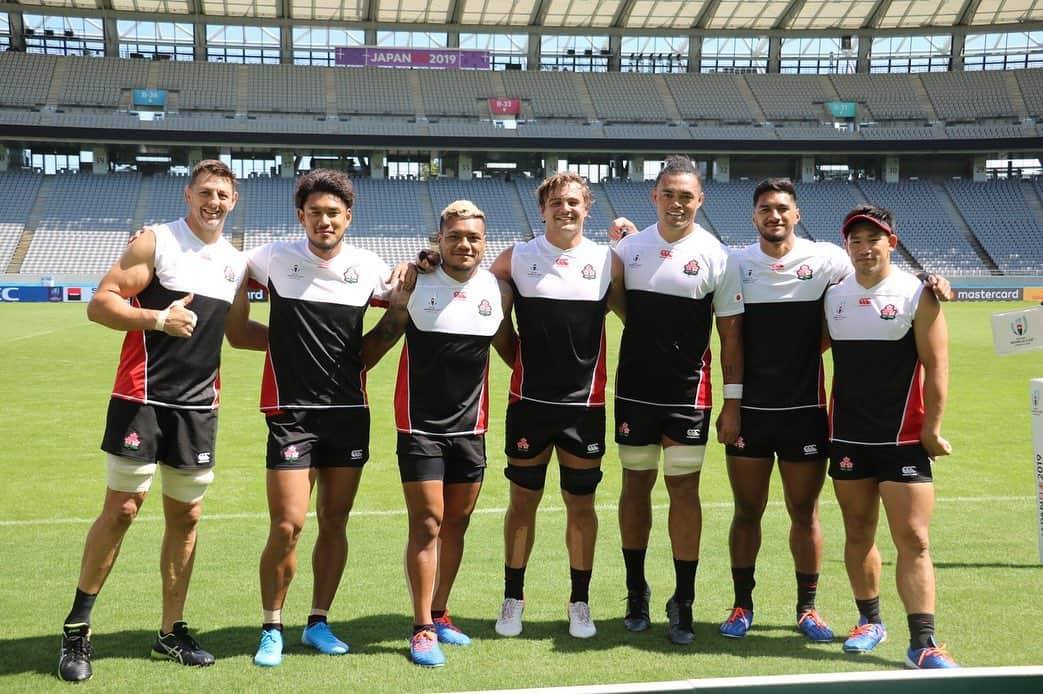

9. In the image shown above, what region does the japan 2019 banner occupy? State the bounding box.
[335,47,490,70]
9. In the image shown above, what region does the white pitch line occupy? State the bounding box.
[0,494,1031,528]
[4,329,57,343]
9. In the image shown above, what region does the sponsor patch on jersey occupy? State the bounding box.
[555,257,569,267]
[796,264,813,280]
[351,449,364,460]
[343,267,359,284]
[516,437,530,452]
[581,264,597,280]
[686,428,700,438]
[859,297,872,306]
[282,445,300,462]
[586,443,601,453]
[453,290,467,300]
[839,456,854,471]
[659,249,673,259]
[683,259,700,276]
[771,262,785,271]
[478,299,493,316]
[123,432,141,451]
[197,452,211,465]
[901,465,917,477]
[880,304,898,320]
[803,444,818,455]
[224,265,236,283]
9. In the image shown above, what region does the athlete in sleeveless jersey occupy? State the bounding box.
[615,222,742,411]
[490,173,625,641]
[394,266,503,436]
[732,236,849,412]
[362,200,513,666]
[507,233,612,407]
[110,217,246,411]
[247,237,391,412]
[251,170,405,668]
[61,161,267,682]
[825,206,957,669]
[607,157,743,646]
[826,270,926,447]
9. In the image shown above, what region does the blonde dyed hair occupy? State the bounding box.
[439,199,487,232]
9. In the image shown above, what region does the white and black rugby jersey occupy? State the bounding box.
[825,269,926,446]
[733,238,850,411]
[395,267,503,436]
[614,224,742,409]
[508,235,612,407]
[247,239,392,411]
[112,219,246,410]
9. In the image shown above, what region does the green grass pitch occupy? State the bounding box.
[1,300,1041,692]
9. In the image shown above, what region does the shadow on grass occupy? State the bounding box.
[0,615,893,677]
[934,561,1043,570]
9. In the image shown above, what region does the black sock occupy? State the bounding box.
[672,559,698,604]
[65,588,98,627]
[908,613,935,650]
[622,547,647,594]
[504,565,526,600]
[262,622,283,632]
[307,614,327,627]
[856,596,882,624]
[413,623,434,635]
[796,571,819,614]
[569,567,592,604]
[431,610,446,619]
[731,567,755,610]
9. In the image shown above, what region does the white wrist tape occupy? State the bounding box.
[723,383,743,400]
[154,308,170,332]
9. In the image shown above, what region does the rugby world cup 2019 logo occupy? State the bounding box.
[1011,314,1028,337]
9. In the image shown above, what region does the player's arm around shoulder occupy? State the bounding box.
[607,248,626,321]
[492,278,518,367]
[714,312,743,445]
[361,276,413,370]
[914,286,951,457]
[87,227,166,332]
[225,276,268,351]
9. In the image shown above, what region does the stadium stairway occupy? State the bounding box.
[1003,71,1031,121]
[407,71,426,120]
[131,175,155,231]
[910,75,940,122]
[575,75,599,122]
[418,179,438,236]
[1023,180,1043,227]
[44,59,69,110]
[5,231,33,274]
[507,183,534,239]
[324,69,338,119]
[933,181,1001,274]
[652,76,684,123]
[736,77,767,123]
[235,65,250,116]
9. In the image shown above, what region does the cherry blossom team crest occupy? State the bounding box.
[223,265,236,282]
[683,259,700,276]
[516,438,530,451]
[733,436,745,449]
[123,432,141,451]
[618,422,630,436]
[478,299,493,317]
[839,456,854,471]
[796,264,813,280]
[879,304,898,320]
[282,445,301,462]
[343,267,359,284]
[581,264,596,280]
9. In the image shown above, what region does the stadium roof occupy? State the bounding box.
[5,0,1043,34]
